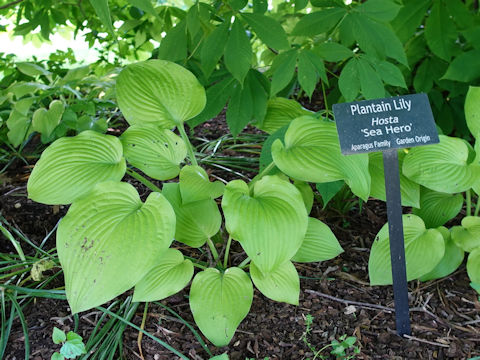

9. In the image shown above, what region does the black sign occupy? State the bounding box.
[332,93,439,155]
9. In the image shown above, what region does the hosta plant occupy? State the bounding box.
[26,59,367,347]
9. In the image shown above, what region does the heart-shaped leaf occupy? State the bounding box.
[250,260,299,305]
[368,151,420,208]
[294,180,314,214]
[222,176,308,274]
[465,86,480,138]
[271,116,370,201]
[27,131,126,205]
[179,165,225,204]
[369,214,444,285]
[133,248,194,302]
[163,183,221,248]
[420,226,464,281]
[292,217,343,263]
[121,125,186,180]
[412,188,463,228]
[403,135,480,193]
[32,100,64,139]
[116,60,206,127]
[467,248,480,287]
[190,267,253,347]
[256,97,312,134]
[451,216,480,252]
[57,181,176,313]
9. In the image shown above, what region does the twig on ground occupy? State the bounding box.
[403,334,449,348]
[305,289,394,312]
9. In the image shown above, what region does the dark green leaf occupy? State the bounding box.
[424,0,457,61]
[357,57,384,100]
[89,0,115,36]
[441,50,480,83]
[259,125,288,173]
[297,50,318,98]
[201,21,229,78]
[253,0,268,13]
[228,0,248,10]
[338,58,359,101]
[270,50,297,96]
[413,58,434,93]
[292,8,347,36]
[356,0,401,22]
[376,61,406,88]
[247,70,269,124]
[224,18,252,85]
[391,0,431,42]
[314,42,353,62]
[316,181,344,208]
[226,82,253,136]
[242,13,289,51]
[158,20,187,61]
[127,0,157,17]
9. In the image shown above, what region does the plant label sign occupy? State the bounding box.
[333,94,439,338]
[332,93,439,155]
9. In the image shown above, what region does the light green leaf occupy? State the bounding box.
[294,180,314,214]
[467,248,480,285]
[424,0,457,61]
[179,165,224,204]
[259,125,287,173]
[226,81,253,136]
[250,260,299,305]
[270,50,298,96]
[451,217,480,252]
[376,61,407,88]
[190,267,253,347]
[441,50,480,83]
[314,42,353,62]
[121,125,186,180]
[51,352,64,360]
[163,183,221,248]
[222,176,308,274]
[338,59,360,102]
[465,86,480,138]
[201,21,230,78]
[292,217,343,263]
[7,82,49,99]
[16,62,51,77]
[89,0,115,36]
[257,97,312,134]
[412,188,463,228]
[127,0,157,17]
[133,248,193,302]
[368,151,420,208]
[60,336,86,358]
[224,18,252,85]
[403,135,480,194]
[356,0,401,22]
[116,60,206,127]
[357,57,384,100]
[369,214,445,285]
[27,131,126,205]
[271,117,370,201]
[316,181,344,208]
[242,13,289,50]
[7,104,33,147]
[420,226,464,281]
[57,182,175,313]
[209,354,229,360]
[292,8,347,36]
[52,327,66,344]
[32,100,65,138]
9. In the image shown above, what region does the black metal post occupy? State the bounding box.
[382,149,411,336]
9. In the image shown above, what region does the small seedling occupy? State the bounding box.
[51,327,86,360]
[330,334,360,359]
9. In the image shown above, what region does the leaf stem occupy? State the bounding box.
[192,262,207,270]
[238,257,251,269]
[475,194,480,217]
[466,189,472,216]
[206,237,219,262]
[178,123,198,166]
[126,168,162,193]
[223,235,232,269]
[249,161,276,189]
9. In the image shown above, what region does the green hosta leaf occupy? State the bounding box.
[7,100,34,147]
[420,226,464,281]
[465,86,480,138]
[441,50,480,83]
[451,217,480,252]
[259,125,287,173]
[369,214,444,285]
[32,100,65,139]
[368,151,420,208]
[58,182,175,313]
[179,165,224,204]
[27,131,126,205]
[116,60,206,127]
[201,21,229,78]
[224,18,252,85]
[412,188,463,228]
[257,97,311,134]
[163,183,221,248]
[242,13,289,51]
[424,0,457,61]
[467,248,480,286]
[16,62,51,77]
[250,260,299,305]
[222,176,308,274]
[133,248,194,302]
[292,8,347,36]
[314,42,353,62]
[89,0,115,36]
[294,180,313,214]
[403,135,480,194]
[190,267,253,347]
[316,181,344,208]
[338,59,360,102]
[121,125,186,180]
[357,57,384,100]
[356,0,401,22]
[272,117,370,201]
[52,327,66,344]
[270,50,298,96]
[292,217,343,263]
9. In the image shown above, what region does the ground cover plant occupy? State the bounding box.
[1,0,480,358]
